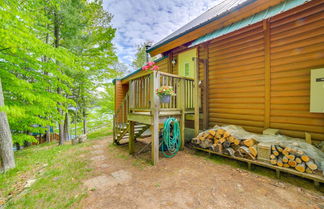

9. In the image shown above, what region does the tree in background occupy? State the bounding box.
[0,0,117,168]
[0,79,15,172]
[131,42,152,69]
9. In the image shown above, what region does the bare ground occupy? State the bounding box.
[80,137,324,209]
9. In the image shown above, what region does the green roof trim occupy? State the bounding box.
[189,0,310,47]
[112,56,168,85]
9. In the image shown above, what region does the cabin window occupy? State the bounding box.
[185,63,190,76]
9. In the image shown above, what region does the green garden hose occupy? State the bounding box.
[162,117,181,158]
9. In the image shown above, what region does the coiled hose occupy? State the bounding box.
[162,117,181,158]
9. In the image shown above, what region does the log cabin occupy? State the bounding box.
[113,0,324,165]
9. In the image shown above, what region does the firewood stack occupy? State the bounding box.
[270,145,318,173]
[191,129,258,160]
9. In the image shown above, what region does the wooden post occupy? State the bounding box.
[263,19,271,129]
[202,58,209,130]
[193,57,200,136]
[129,80,134,110]
[129,121,135,154]
[305,132,312,144]
[151,71,160,165]
[179,79,185,150]
[113,115,116,142]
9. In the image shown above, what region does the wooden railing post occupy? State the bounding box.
[193,57,200,136]
[129,81,134,110]
[150,71,160,165]
[179,79,185,150]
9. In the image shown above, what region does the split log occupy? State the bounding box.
[271,145,279,156]
[282,156,289,163]
[214,143,223,153]
[295,157,302,164]
[301,155,310,162]
[228,136,235,143]
[219,137,226,143]
[217,129,225,136]
[287,154,295,161]
[283,163,290,168]
[234,150,243,158]
[270,154,276,159]
[277,157,283,167]
[223,131,231,138]
[239,146,255,160]
[305,167,313,174]
[270,159,277,165]
[231,144,240,150]
[233,138,241,145]
[223,141,231,149]
[288,160,297,168]
[306,160,318,170]
[208,130,216,136]
[282,147,291,156]
[225,147,235,156]
[275,145,283,153]
[215,133,222,139]
[243,138,256,147]
[295,162,306,173]
[249,146,257,157]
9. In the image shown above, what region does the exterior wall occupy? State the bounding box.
[156,57,169,73]
[204,1,324,141]
[114,80,129,121]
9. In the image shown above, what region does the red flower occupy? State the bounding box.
[147,61,155,67]
[152,65,159,71]
[142,65,149,71]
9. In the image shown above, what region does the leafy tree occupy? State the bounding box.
[131,42,152,69]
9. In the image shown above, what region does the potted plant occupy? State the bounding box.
[156,86,176,103]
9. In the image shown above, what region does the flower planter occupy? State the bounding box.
[159,95,171,103]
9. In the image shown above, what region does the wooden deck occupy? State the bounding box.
[113,70,200,165]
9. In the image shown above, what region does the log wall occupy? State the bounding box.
[205,1,324,141]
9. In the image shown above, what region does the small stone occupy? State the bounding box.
[24,179,36,188]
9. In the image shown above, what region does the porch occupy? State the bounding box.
[113,70,200,165]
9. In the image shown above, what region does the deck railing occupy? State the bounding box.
[128,71,194,112]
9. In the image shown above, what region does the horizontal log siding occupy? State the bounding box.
[156,57,168,73]
[204,1,324,140]
[269,1,324,140]
[207,21,265,134]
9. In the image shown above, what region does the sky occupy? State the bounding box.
[104,0,219,70]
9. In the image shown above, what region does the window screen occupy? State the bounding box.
[185,63,190,76]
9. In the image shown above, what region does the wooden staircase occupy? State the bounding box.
[114,122,150,145]
[113,91,150,145]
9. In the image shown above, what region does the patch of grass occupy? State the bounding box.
[194,150,323,192]
[2,143,92,209]
[0,130,110,209]
[87,127,112,140]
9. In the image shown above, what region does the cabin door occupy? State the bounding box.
[178,48,197,79]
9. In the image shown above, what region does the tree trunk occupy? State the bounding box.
[0,79,16,172]
[54,10,65,145]
[82,109,87,135]
[46,125,51,142]
[64,112,69,141]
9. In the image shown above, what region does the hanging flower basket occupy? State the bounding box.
[160,94,171,103]
[156,86,176,104]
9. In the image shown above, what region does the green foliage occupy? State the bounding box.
[1,142,91,208]
[132,42,151,69]
[0,0,117,144]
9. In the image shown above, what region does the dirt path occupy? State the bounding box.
[80,137,323,209]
